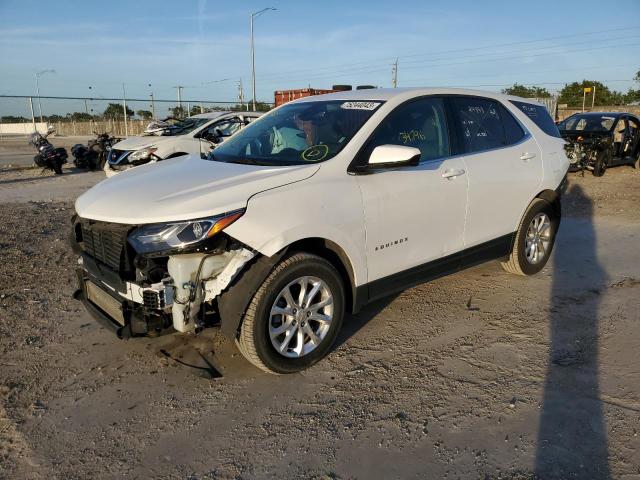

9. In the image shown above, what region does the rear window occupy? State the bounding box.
[450,97,524,153]
[510,100,561,138]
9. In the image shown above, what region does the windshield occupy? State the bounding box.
[208,100,383,166]
[560,114,616,132]
[160,117,211,136]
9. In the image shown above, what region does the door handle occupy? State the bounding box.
[442,168,466,179]
[520,152,536,161]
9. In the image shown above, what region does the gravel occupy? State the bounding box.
[1,165,639,479]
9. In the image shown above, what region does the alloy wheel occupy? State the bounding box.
[525,212,551,265]
[268,276,334,358]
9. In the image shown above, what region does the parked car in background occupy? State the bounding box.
[558,112,640,175]
[104,111,263,176]
[72,88,568,374]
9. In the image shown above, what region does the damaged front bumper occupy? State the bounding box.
[72,216,255,338]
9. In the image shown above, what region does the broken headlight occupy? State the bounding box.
[128,210,244,255]
[128,147,158,164]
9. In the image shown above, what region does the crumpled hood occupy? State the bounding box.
[75,155,319,224]
[112,135,172,151]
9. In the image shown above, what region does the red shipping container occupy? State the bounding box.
[274,88,336,107]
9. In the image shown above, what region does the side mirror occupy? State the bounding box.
[368,144,421,168]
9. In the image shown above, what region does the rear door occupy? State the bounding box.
[355,96,468,291]
[448,96,542,249]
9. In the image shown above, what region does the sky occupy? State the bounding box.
[0,0,639,116]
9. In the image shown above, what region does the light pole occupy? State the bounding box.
[250,7,276,111]
[34,69,55,124]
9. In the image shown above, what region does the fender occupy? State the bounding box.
[217,249,287,339]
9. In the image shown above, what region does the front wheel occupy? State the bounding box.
[593,150,610,177]
[237,253,345,374]
[502,198,559,276]
[53,159,63,175]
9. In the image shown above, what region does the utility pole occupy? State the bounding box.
[84,99,89,115]
[174,86,184,114]
[34,74,43,124]
[238,78,245,110]
[250,7,276,112]
[34,70,54,124]
[591,85,596,110]
[29,97,36,131]
[392,58,398,88]
[122,83,129,136]
[150,92,156,119]
[148,84,155,119]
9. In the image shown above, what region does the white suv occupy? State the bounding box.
[104,111,262,176]
[72,88,569,374]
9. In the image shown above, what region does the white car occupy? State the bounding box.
[104,111,262,176]
[72,88,569,374]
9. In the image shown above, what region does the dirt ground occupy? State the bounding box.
[0,163,639,479]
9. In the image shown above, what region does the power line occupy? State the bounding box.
[256,41,640,86]
[245,25,640,83]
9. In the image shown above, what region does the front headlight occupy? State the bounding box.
[128,147,158,164]
[128,210,244,255]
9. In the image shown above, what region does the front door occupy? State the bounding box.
[355,97,468,293]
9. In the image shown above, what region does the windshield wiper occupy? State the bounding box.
[227,158,274,166]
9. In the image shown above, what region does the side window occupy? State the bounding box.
[500,105,526,145]
[452,97,505,153]
[364,97,450,162]
[510,100,562,138]
[205,118,241,138]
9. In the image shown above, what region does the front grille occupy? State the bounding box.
[80,221,128,271]
[143,290,161,309]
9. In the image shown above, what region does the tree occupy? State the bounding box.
[0,115,28,123]
[502,83,551,98]
[190,105,206,116]
[558,80,624,107]
[68,112,94,122]
[624,89,640,104]
[103,103,133,120]
[44,114,65,122]
[634,69,640,84]
[169,105,187,118]
[136,110,153,120]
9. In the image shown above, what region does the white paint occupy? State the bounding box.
[103,112,263,177]
[77,88,569,293]
[167,252,235,332]
[0,122,48,135]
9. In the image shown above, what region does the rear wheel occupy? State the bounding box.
[53,159,63,175]
[593,150,610,177]
[502,198,558,276]
[237,253,345,374]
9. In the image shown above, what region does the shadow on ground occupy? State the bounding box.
[535,184,610,478]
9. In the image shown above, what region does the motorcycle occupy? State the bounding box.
[28,128,68,175]
[71,132,119,170]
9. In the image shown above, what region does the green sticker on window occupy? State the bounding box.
[301,144,329,162]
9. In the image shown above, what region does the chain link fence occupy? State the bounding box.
[0,95,272,137]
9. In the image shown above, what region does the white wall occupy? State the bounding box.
[0,122,48,135]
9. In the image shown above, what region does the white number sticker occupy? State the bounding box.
[340,101,380,110]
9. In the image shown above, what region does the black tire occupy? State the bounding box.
[237,253,345,374]
[502,198,559,276]
[592,150,610,177]
[86,152,99,171]
[53,160,63,175]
